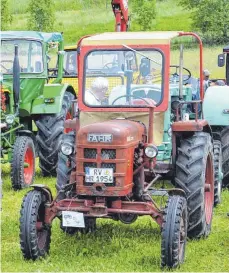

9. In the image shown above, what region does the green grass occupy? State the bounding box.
[1,162,229,272]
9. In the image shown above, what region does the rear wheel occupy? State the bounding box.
[161,195,187,268]
[213,141,223,206]
[19,190,51,260]
[36,91,74,176]
[221,126,229,187]
[175,132,214,238]
[11,136,35,190]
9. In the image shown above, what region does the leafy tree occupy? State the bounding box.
[193,0,229,43]
[178,0,201,9]
[27,0,55,32]
[132,0,156,31]
[1,0,12,30]
[179,0,229,44]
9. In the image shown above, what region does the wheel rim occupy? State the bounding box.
[36,221,48,250]
[24,146,34,185]
[205,155,214,224]
[64,111,72,134]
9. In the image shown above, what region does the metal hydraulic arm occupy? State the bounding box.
[111,0,129,32]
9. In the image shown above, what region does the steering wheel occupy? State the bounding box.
[0,60,13,72]
[111,94,152,106]
[48,67,70,76]
[170,65,191,84]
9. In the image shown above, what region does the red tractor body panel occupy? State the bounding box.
[76,119,145,196]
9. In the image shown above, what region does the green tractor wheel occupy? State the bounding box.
[221,126,229,187]
[36,91,74,176]
[11,136,35,190]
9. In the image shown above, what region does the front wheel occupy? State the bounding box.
[161,195,187,268]
[19,190,51,260]
[11,136,35,190]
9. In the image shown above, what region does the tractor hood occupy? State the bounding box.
[203,86,229,126]
[77,119,145,146]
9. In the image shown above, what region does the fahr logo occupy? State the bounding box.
[87,134,113,143]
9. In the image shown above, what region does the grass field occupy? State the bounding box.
[1,162,229,272]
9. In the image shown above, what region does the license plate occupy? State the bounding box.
[85,167,113,183]
[62,211,85,228]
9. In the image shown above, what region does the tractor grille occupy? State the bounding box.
[84,148,97,159]
[101,163,116,172]
[83,162,97,169]
[101,149,116,159]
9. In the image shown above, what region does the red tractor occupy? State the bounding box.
[19,31,215,268]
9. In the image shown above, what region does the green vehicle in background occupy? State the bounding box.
[203,44,229,190]
[1,31,76,189]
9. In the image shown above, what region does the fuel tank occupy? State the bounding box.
[76,119,146,197]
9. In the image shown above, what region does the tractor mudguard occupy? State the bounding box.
[203,86,229,126]
[172,120,212,136]
[17,130,36,144]
[167,188,186,198]
[30,184,53,203]
[31,83,75,115]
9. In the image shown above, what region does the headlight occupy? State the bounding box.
[145,144,158,158]
[61,142,73,156]
[5,114,15,125]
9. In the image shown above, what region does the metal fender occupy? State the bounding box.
[31,83,75,114]
[203,86,229,126]
[30,184,53,203]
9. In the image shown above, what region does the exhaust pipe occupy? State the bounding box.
[13,45,20,114]
[179,44,184,100]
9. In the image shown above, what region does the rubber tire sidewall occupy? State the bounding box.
[11,136,35,190]
[175,132,214,238]
[19,190,51,260]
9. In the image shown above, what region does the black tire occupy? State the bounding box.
[221,126,229,187]
[60,217,96,235]
[56,131,76,200]
[19,190,51,260]
[161,195,187,268]
[11,136,35,190]
[175,132,214,238]
[213,141,223,206]
[36,91,74,176]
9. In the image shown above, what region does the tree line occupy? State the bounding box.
[1,0,229,45]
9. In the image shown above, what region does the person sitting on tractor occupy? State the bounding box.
[85,77,109,105]
[203,69,211,91]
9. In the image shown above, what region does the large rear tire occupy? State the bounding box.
[11,136,35,190]
[19,190,51,260]
[36,91,74,176]
[175,132,214,238]
[221,126,229,187]
[161,195,187,268]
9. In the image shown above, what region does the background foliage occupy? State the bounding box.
[1,0,12,30]
[27,0,55,32]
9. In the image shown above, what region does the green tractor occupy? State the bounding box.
[1,31,76,189]
[203,44,229,189]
